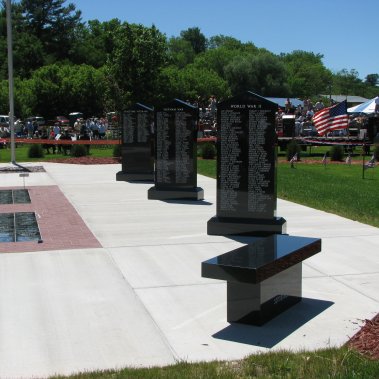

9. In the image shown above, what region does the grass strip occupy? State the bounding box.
[51,347,378,378]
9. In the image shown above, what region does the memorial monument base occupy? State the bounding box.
[148,187,204,201]
[207,216,286,236]
[116,171,154,182]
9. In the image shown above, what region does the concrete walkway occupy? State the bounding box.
[0,162,378,378]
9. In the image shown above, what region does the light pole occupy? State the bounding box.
[6,0,16,164]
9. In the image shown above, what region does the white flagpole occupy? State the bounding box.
[6,0,16,164]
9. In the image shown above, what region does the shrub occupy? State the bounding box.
[113,144,121,157]
[201,142,216,160]
[71,144,87,157]
[330,145,344,161]
[28,144,44,158]
[286,140,301,161]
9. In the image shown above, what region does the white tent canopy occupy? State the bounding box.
[347,97,378,114]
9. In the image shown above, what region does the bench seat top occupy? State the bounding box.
[202,234,321,284]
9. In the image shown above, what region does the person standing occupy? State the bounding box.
[375,95,379,113]
[209,96,217,121]
[285,98,292,114]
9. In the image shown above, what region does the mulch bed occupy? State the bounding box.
[347,313,379,360]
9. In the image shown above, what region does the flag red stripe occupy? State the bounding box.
[313,102,348,136]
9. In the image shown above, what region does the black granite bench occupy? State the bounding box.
[201,234,321,326]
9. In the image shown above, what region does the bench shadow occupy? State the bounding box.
[212,297,333,348]
[163,199,213,206]
[127,180,154,184]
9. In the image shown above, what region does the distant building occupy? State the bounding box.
[320,95,369,108]
[265,97,303,109]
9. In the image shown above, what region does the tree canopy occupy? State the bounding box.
[0,0,377,118]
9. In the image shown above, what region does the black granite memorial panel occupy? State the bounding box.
[148,99,203,200]
[208,91,285,235]
[116,103,154,182]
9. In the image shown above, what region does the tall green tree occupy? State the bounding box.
[160,64,231,102]
[20,0,82,61]
[167,36,195,68]
[365,73,379,87]
[224,52,289,96]
[17,63,106,119]
[281,50,332,98]
[207,35,243,50]
[332,69,363,97]
[0,2,41,79]
[71,19,121,67]
[106,22,167,109]
[180,27,207,54]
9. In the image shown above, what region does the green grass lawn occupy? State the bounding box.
[198,159,379,228]
[0,144,115,162]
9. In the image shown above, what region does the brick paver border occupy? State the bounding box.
[0,185,102,253]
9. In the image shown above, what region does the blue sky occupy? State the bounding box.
[72,0,377,80]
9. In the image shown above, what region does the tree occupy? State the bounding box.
[167,36,195,68]
[105,22,167,109]
[365,74,379,87]
[20,0,82,61]
[71,19,121,67]
[281,50,333,98]
[0,2,42,79]
[332,69,363,96]
[17,63,106,119]
[224,52,289,96]
[180,27,207,54]
[160,64,231,103]
[207,35,243,50]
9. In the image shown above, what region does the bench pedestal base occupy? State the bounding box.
[227,264,301,326]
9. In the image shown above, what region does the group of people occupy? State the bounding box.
[38,117,111,155]
[277,97,331,137]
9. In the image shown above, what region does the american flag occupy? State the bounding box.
[322,153,328,165]
[313,101,349,136]
[290,153,298,163]
[290,153,298,168]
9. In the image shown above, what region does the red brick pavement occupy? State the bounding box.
[0,186,102,253]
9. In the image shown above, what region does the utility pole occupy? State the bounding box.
[6,0,16,164]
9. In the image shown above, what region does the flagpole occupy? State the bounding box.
[6,0,16,164]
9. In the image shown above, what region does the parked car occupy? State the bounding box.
[0,115,9,127]
[25,116,45,128]
[55,116,69,126]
